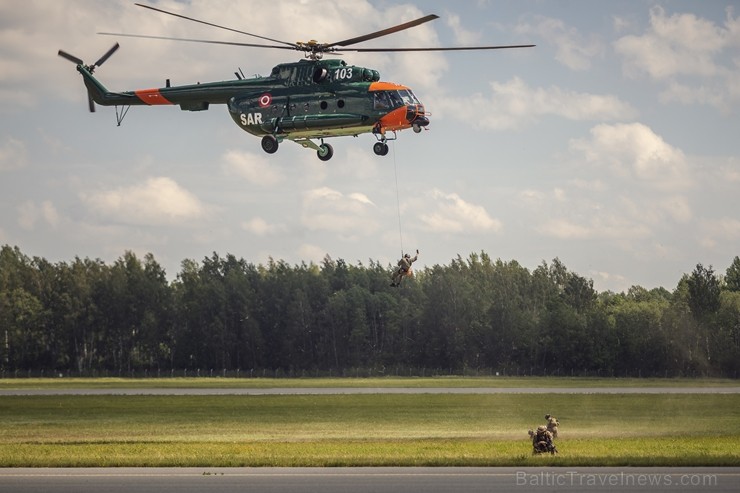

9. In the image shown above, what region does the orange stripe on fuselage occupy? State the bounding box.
[134,88,173,105]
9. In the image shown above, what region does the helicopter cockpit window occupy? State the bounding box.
[387,91,404,108]
[397,89,420,105]
[373,90,419,110]
[373,92,392,110]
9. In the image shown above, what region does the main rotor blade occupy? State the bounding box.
[348,44,536,52]
[134,3,297,48]
[93,42,120,68]
[58,49,84,65]
[326,14,439,48]
[98,32,297,51]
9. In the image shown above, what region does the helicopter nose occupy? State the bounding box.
[406,104,429,127]
[413,115,430,127]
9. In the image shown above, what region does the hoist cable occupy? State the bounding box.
[392,142,404,257]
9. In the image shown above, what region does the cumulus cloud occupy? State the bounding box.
[222,150,284,186]
[614,6,730,79]
[538,215,651,241]
[377,4,449,94]
[241,216,285,236]
[516,15,605,70]
[17,200,60,231]
[614,6,740,109]
[447,14,482,45]
[530,123,698,246]
[569,122,691,191]
[301,186,379,237]
[298,243,328,264]
[699,217,740,250]
[437,77,637,130]
[418,189,501,233]
[81,176,206,225]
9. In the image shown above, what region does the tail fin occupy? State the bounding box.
[58,44,129,112]
[78,65,119,109]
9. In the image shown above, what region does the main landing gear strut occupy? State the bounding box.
[261,135,334,161]
[372,126,397,156]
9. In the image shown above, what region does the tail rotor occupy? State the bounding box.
[58,43,120,112]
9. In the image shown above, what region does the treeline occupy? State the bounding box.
[1,245,739,377]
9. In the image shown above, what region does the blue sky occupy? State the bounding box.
[1,0,739,292]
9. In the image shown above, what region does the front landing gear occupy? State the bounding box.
[373,142,389,156]
[371,125,397,157]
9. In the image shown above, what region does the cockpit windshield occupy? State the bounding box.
[397,89,420,105]
[373,89,421,110]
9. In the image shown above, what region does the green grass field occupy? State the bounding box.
[1,381,739,467]
[1,376,738,389]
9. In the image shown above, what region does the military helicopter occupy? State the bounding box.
[59,3,534,161]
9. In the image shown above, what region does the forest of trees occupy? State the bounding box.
[1,244,739,378]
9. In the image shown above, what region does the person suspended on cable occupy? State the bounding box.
[391,249,419,287]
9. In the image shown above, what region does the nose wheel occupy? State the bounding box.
[373,142,389,156]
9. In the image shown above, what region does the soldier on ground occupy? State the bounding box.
[529,425,558,455]
[545,413,559,438]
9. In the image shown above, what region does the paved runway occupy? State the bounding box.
[3,386,740,395]
[1,467,739,493]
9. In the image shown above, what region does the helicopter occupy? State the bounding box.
[59,3,534,161]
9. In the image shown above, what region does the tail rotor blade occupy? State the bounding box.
[58,49,84,65]
[93,43,120,68]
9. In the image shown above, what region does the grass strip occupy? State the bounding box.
[2,393,739,467]
[2,437,738,467]
[1,376,739,390]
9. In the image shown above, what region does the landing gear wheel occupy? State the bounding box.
[373,142,389,156]
[412,124,422,133]
[261,135,279,154]
[317,143,333,161]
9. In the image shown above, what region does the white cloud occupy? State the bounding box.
[446,14,482,45]
[528,124,698,246]
[298,243,328,264]
[614,6,740,110]
[0,137,28,171]
[658,195,692,223]
[17,200,60,231]
[569,122,691,191]
[418,189,501,233]
[379,5,449,94]
[592,270,629,291]
[615,6,730,80]
[699,217,740,250]
[717,158,740,183]
[437,77,636,130]
[222,150,284,186]
[538,218,591,240]
[516,15,605,70]
[241,217,284,236]
[301,186,379,236]
[537,215,652,241]
[81,176,206,225]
